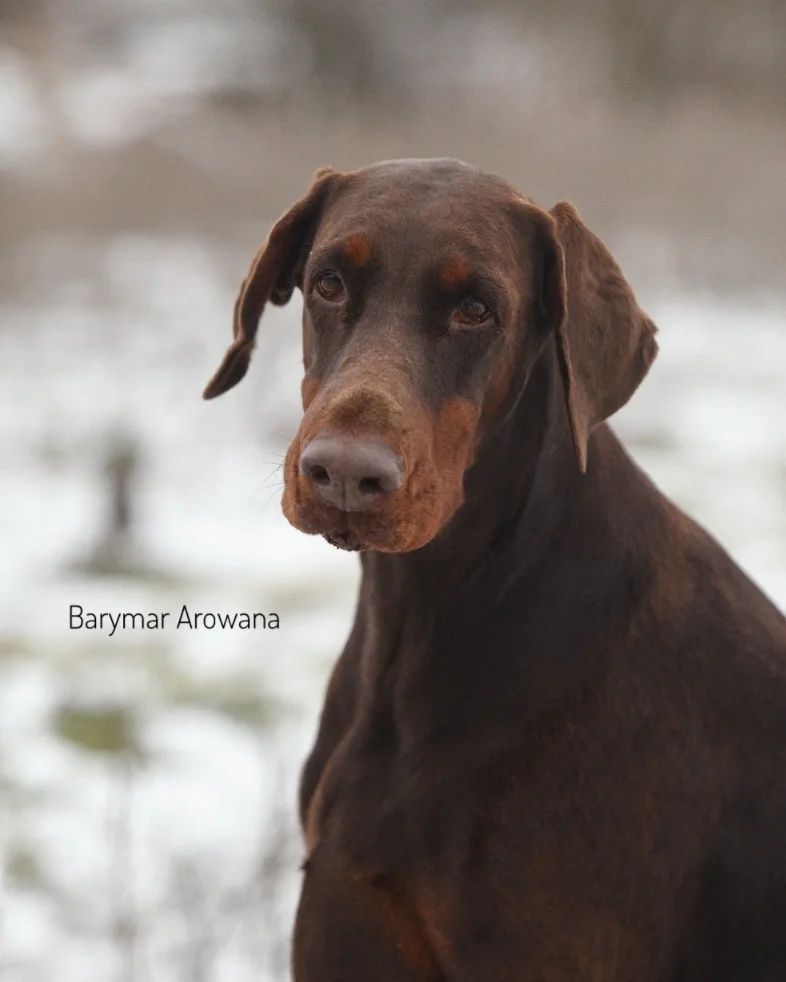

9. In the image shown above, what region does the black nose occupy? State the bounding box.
[299,434,404,513]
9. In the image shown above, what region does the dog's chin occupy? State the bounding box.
[317,518,401,553]
[285,503,413,553]
[315,518,438,554]
[323,529,366,552]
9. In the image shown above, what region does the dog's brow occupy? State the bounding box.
[307,243,342,273]
[341,233,373,266]
[308,235,373,273]
[439,256,472,289]
[434,260,508,308]
[435,256,508,295]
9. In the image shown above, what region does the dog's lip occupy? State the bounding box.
[323,529,365,551]
[309,508,388,552]
[321,514,376,551]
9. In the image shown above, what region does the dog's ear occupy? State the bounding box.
[531,201,658,472]
[203,167,340,400]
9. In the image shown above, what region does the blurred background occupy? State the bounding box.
[1,1,784,979]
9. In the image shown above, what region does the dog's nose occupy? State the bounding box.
[299,434,403,512]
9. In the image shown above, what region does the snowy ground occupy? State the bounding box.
[0,228,783,982]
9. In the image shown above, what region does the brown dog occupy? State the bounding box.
[204,159,786,980]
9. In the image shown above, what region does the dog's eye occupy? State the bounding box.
[452,298,491,327]
[314,272,345,302]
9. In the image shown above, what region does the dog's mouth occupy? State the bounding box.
[323,528,365,551]
[308,507,396,552]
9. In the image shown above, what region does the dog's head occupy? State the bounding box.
[204,159,657,552]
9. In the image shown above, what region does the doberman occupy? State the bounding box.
[204,159,786,981]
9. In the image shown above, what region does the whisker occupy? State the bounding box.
[257,462,284,491]
[261,483,285,511]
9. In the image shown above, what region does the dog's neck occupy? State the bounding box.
[353,340,667,742]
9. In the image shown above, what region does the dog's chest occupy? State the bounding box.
[306,729,450,874]
[303,732,463,976]
[300,708,669,973]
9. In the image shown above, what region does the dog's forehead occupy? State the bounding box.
[315,159,524,263]
[339,158,518,217]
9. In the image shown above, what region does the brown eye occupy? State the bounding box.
[452,297,491,326]
[314,271,345,302]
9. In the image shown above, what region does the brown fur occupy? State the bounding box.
[438,255,471,289]
[203,159,786,981]
[341,232,373,267]
[300,374,320,410]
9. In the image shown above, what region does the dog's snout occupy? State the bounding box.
[300,434,403,512]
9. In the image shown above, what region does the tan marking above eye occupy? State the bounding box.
[439,256,471,289]
[341,233,373,266]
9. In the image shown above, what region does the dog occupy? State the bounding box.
[204,158,786,980]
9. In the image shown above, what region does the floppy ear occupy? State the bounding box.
[202,168,339,400]
[534,201,658,472]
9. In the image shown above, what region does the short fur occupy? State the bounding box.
[205,158,786,980]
